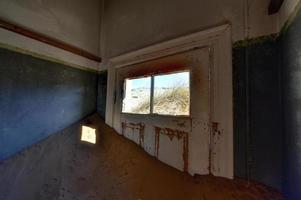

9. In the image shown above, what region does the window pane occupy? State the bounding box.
[122,77,151,114]
[153,71,190,116]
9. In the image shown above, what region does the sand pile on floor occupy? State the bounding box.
[0,114,282,200]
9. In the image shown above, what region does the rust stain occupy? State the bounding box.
[154,126,189,172]
[172,119,186,128]
[210,122,222,173]
[121,122,145,147]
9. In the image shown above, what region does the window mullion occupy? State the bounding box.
[150,75,154,114]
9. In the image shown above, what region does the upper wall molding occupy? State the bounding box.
[0,19,101,62]
[0,19,101,72]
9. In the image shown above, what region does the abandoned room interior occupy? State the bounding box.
[1,0,301,199]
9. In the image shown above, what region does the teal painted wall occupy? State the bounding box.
[233,39,283,190]
[282,6,301,199]
[97,71,107,120]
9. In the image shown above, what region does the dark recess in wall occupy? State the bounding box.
[281,6,301,199]
[97,71,108,120]
[233,46,248,179]
[233,39,282,189]
[0,48,98,160]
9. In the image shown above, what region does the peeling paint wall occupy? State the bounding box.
[109,40,234,179]
[113,48,211,176]
[102,0,283,188]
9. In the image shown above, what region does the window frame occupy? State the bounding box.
[121,69,191,118]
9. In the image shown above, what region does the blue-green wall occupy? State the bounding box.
[0,48,98,160]
[234,7,301,197]
[233,38,283,190]
[281,6,301,199]
[97,71,107,120]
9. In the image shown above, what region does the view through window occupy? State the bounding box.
[122,71,190,116]
[122,77,151,114]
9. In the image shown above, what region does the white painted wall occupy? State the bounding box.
[0,0,102,55]
[101,0,278,59]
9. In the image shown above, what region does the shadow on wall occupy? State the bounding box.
[0,47,98,160]
[281,6,301,200]
[233,37,282,190]
[97,71,108,120]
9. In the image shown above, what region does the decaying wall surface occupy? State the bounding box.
[101,0,282,188]
[113,48,211,175]
[106,25,233,179]
[0,47,98,160]
[0,0,300,195]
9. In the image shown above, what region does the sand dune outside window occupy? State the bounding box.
[122,70,190,116]
[122,77,151,114]
[153,71,190,116]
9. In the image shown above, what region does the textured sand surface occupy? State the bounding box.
[0,114,283,200]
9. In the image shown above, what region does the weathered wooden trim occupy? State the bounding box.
[0,18,101,62]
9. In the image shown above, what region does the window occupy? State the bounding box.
[122,77,151,114]
[122,71,190,116]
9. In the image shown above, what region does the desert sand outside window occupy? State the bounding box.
[122,71,190,116]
